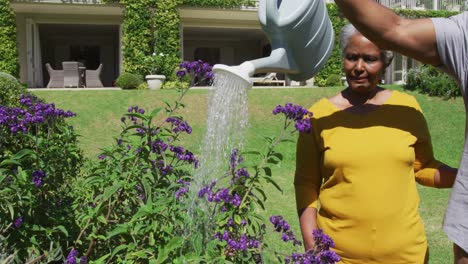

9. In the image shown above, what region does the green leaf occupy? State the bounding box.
[266,157,280,164]
[97,215,107,225]
[263,176,283,193]
[93,253,110,264]
[263,167,272,176]
[54,225,69,237]
[111,244,128,258]
[8,203,14,219]
[271,152,283,161]
[131,250,148,258]
[234,214,241,225]
[102,182,122,200]
[156,237,184,262]
[0,159,21,167]
[107,225,127,239]
[150,107,162,117]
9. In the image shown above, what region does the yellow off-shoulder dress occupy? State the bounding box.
[295,91,442,264]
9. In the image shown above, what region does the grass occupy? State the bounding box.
[32,86,464,263]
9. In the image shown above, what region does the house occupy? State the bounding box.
[10,0,465,88]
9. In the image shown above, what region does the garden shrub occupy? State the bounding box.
[0,72,28,107]
[0,94,83,262]
[115,72,143,89]
[324,74,343,87]
[404,64,460,98]
[0,0,19,77]
[137,82,149,90]
[162,80,189,90]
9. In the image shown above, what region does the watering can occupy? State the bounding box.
[213,0,334,85]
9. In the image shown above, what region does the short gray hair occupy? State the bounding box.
[339,24,394,68]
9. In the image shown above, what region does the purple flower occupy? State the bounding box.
[272,103,313,133]
[166,117,192,134]
[313,228,335,250]
[66,248,79,264]
[175,180,190,200]
[177,60,214,85]
[13,217,23,228]
[98,154,106,160]
[230,149,243,170]
[32,170,46,187]
[80,256,87,264]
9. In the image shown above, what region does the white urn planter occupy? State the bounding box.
[145,74,166,90]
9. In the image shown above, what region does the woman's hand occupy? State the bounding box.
[435,165,457,188]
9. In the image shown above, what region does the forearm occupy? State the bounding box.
[434,165,457,188]
[298,207,318,251]
[333,0,440,65]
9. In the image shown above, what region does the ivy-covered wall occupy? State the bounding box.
[0,0,19,78]
[120,0,153,75]
[120,0,254,81]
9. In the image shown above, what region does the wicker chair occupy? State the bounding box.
[45,63,64,88]
[62,61,84,88]
[85,63,104,88]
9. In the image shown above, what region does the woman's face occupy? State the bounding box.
[344,33,384,94]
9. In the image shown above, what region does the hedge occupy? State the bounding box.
[0,0,19,78]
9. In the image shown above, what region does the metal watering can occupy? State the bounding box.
[213,0,334,86]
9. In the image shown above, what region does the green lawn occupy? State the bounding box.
[32,86,464,263]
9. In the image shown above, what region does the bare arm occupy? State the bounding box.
[334,0,441,65]
[298,207,318,251]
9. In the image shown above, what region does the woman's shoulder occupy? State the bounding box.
[387,90,422,110]
[308,98,337,118]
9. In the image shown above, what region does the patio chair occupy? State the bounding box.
[45,63,64,88]
[85,63,104,88]
[62,61,84,88]
[251,72,285,86]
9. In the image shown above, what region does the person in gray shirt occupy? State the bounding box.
[333,1,467,263]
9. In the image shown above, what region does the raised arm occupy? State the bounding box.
[334,0,441,65]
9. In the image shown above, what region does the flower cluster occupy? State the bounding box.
[176,60,214,86]
[13,217,23,228]
[272,103,313,133]
[32,170,46,187]
[175,179,190,200]
[270,215,302,246]
[198,186,242,208]
[0,94,76,134]
[284,229,340,264]
[230,148,243,170]
[214,231,261,252]
[166,117,192,134]
[65,248,87,264]
[169,145,199,168]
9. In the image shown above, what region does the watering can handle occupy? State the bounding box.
[265,0,315,28]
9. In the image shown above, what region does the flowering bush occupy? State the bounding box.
[0,60,339,263]
[0,94,83,262]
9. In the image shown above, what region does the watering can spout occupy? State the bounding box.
[212,48,295,88]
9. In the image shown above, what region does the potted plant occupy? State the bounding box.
[144,52,166,90]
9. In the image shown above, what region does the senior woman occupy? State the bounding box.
[295,24,457,263]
